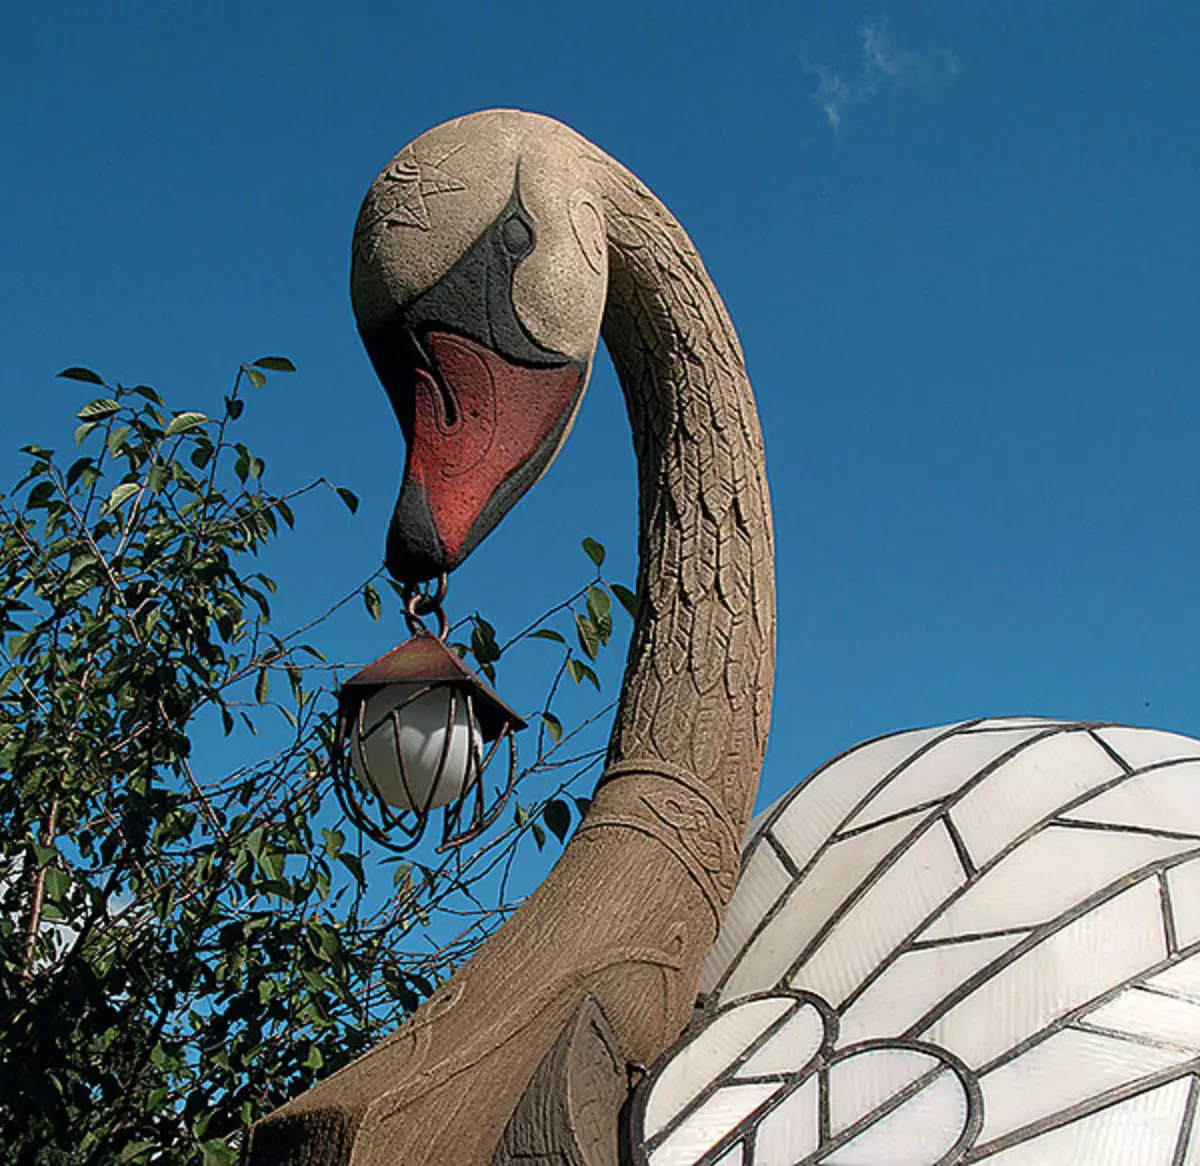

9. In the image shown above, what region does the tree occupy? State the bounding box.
[0,361,633,1164]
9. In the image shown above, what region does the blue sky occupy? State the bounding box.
[3,0,1199,818]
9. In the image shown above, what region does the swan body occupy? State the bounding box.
[248,112,1195,1166]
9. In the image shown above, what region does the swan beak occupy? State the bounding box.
[379,329,585,582]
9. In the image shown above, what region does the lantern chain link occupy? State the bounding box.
[402,572,449,640]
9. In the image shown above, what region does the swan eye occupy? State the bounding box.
[500,215,533,257]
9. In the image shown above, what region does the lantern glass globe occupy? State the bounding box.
[349,682,482,813]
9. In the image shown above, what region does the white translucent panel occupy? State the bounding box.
[923,825,1194,940]
[735,1003,826,1078]
[1096,726,1200,772]
[645,996,794,1138]
[351,684,481,812]
[1167,857,1200,948]
[846,728,1045,831]
[1184,1096,1200,1166]
[1063,761,1200,837]
[791,822,964,1008]
[1147,952,1200,1001]
[828,1047,940,1134]
[978,1027,1191,1142]
[753,1075,819,1166]
[950,731,1125,869]
[970,717,1069,730]
[721,812,927,1002]
[648,1084,778,1166]
[1085,987,1200,1049]
[769,725,953,874]
[981,1075,1192,1165]
[924,877,1167,1069]
[822,1069,969,1165]
[701,842,792,995]
[839,934,1022,1047]
[711,1145,743,1166]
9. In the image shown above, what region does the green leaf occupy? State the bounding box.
[544,798,571,843]
[336,487,359,515]
[103,481,140,514]
[58,366,106,385]
[531,822,546,850]
[244,366,268,389]
[540,712,563,745]
[120,1140,159,1163]
[76,397,121,422]
[574,612,599,661]
[255,669,269,703]
[164,411,209,437]
[587,586,613,644]
[565,657,601,690]
[224,395,245,420]
[253,356,296,372]
[74,422,97,446]
[529,627,565,644]
[611,583,639,619]
[581,537,606,567]
[362,582,382,621]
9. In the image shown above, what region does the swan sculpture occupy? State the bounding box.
[248,111,1200,1166]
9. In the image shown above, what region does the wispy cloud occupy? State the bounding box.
[802,18,960,132]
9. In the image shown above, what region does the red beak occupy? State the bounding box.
[387,330,584,581]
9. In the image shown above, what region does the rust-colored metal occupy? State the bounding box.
[248,110,775,1166]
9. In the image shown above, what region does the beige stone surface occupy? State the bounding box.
[249,109,775,1166]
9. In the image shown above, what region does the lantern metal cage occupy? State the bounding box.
[331,580,527,854]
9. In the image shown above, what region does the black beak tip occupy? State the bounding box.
[385,480,448,584]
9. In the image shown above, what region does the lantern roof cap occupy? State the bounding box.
[339,632,527,741]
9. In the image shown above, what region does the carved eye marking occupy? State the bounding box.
[501,214,534,258]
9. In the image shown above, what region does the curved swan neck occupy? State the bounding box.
[594,161,776,833]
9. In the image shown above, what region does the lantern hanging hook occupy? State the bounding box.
[402,573,450,640]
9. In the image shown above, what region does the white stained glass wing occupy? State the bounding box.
[981,1076,1193,1165]
[949,730,1125,869]
[1168,857,1200,949]
[922,824,1196,940]
[720,811,926,1001]
[1096,726,1200,771]
[1083,987,1200,1050]
[767,725,955,873]
[923,877,1167,1069]
[734,1003,825,1078]
[827,1047,941,1135]
[647,1084,778,1166]
[844,727,1046,831]
[977,1027,1193,1143]
[752,1074,819,1166]
[1063,760,1200,837]
[822,1066,970,1166]
[663,719,1200,1166]
[701,841,792,996]
[838,934,1022,1047]
[1147,952,1200,1001]
[790,821,965,1008]
[643,996,794,1139]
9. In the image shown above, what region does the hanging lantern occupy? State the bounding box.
[332,579,527,852]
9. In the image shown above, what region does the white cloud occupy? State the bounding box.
[802,18,960,132]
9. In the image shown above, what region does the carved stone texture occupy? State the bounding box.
[248,109,775,1166]
[492,997,626,1166]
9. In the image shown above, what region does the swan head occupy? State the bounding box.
[351,109,609,583]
